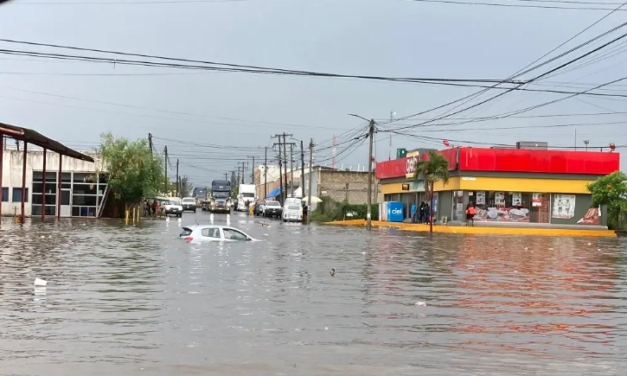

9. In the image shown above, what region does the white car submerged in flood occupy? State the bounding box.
[179,225,259,243]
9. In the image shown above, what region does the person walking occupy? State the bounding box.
[151,199,159,218]
[466,202,476,226]
[417,202,425,224]
[423,202,430,225]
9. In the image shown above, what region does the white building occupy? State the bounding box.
[1,147,107,218]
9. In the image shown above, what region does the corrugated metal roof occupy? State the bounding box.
[0,122,94,162]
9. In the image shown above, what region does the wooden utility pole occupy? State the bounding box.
[366,119,375,230]
[148,133,153,156]
[289,144,294,198]
[264,147,268,199]
[307,138,314,224]
[282,133,290,202]
[176,159,180,198]
[251,157,255,184]
[300,140,305,199]
[164,146,168,195]
[224,172,228,180]
[272,135,284,203]
[241,161,246,184]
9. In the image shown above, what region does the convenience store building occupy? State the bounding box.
[375,146,619,227]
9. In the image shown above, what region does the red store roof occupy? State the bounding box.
[376,147,620,180]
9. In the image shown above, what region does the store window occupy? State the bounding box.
[467,191,549,223]
[12,188,29,203]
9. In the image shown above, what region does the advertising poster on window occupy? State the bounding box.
[532,193,542,207]
[495,192,505,206]
[473,207,530,222]
[476,191,486,205]
[552,194,576,219]
[577,206,600,225]
[512,192,522,206]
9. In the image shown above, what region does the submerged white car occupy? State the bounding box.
[179,225,258,243]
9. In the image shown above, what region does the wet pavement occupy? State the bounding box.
[1,211,626,375]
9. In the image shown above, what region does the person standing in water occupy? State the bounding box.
[466,202,476,226]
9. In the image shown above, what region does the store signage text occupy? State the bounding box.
[406,155,419,178]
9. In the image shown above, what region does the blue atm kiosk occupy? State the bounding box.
[387,202,404,222]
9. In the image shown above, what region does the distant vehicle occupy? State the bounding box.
[282,197,303,222]
[179,225,258,243]
[209,180,232,213]
[263,200,282,218]
[181,197,197,212]
[236,184,256,211]
[164,198,183,217]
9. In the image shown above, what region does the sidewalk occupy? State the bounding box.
[324,220,617,237]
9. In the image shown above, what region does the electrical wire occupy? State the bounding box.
[383,0,627,130]
[407,0,627,11]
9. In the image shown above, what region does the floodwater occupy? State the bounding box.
[1,211,626,376]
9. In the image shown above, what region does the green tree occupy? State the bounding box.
[587,171,627,229]
[179,176,192,197]
[99,132,164,215]
[414,150,450,233]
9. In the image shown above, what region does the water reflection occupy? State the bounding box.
[0,214,626,375]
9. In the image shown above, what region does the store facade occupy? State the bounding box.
[376,146,619,227]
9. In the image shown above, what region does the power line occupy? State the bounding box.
[408,0,627,12]
[0,39,529,85]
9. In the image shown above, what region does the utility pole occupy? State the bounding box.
[264,147,268,199]
[367,119,375,230]
[164,146,168,195]
[241,161,246,184]
[272,135,284,203]
[300,140,305,200]
[282,133,290,202]
[148,133,153,156]
[176,159,180,198]
[251,157,255,184]
[236,166,241,187]
[289,144,294,198]
[307,138,314,224]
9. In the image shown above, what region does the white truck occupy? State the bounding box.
[236,184,256,212]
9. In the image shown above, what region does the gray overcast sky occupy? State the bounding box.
[0,0,625,187]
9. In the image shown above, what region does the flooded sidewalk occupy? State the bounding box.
[1,212,626,375]
[326,219,617,237]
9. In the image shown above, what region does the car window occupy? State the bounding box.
[288,205,301,210]
[223,228,248,241]
[201,228,220,238]
[180,227,193,237]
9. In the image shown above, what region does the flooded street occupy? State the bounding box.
[1,211,627,375]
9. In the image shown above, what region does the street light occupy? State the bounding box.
[348,113,376,230]
[584,140,589,151]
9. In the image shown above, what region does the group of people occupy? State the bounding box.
[411,201,432,224]
[143,199,163,217]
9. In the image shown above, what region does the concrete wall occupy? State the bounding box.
[1,150,102,217]
[317,170,378,206]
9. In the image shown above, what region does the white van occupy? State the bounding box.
[282,197,303,223]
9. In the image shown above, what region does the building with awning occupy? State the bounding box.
[376,143,619,228]
[1,122,108,222]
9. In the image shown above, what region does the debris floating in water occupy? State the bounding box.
[34,278,47,287]
[415,301,427,307]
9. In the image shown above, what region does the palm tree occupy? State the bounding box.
[414,150,450,233]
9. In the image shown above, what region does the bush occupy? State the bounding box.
[310,196,378,222]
